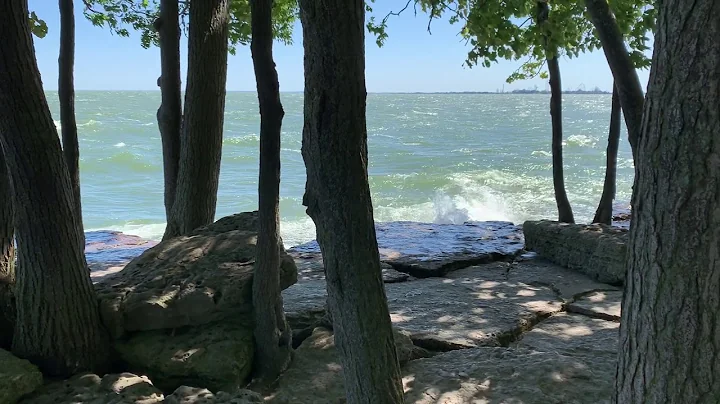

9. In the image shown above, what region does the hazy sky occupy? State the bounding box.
[29,0,652,92]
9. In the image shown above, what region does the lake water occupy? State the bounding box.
[46,91,634,247]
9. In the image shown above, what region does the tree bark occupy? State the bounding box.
[0,148,14,350]
[0,0,109,376]
[156,0,182,230]
[59,0,83,235]
[538,1,574,223]
[592,84,620,225]
[298,0,405,402]
[164,0,229,239]
[614,0,720,402]
[250,0,292,386]
[584,0,644,160]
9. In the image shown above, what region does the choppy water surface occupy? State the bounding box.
[46,91,633,247]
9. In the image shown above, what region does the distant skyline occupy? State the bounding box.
[29,0,652,93]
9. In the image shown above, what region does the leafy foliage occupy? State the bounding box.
[29,11,48,38]
[368,0,655,83]
[82,0,297,54]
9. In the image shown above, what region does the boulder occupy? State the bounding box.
[289,221,524,278]
[522,220,627,285]
[95,211,298,338]
[270,327,430,403]
[115,320,254,392]
[0,349,43,404]
[165,386,262,403]
[21,372,164,404]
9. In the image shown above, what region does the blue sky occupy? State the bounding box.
[29,0,651,92]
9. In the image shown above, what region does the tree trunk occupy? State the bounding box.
[0,149,14,350]
[0,0,109,376]
[164,0,229,239]
[250,0,292,386]
[298,0,405,402]
[59,0,83,235]
[156,0,182,229]
[538,0,574,223]
[615,0,720,402]
[584,0,644,160]
[592,84,621,225]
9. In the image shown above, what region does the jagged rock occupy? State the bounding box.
[270,327,430,403]
[0,349,43,404]
[283,264,564,350]
[402,347,613,403]
[567,290,623,321]
[19,372,163,404]
[523,220,627,285]
[115,320,254,392]
[95,212,298,338]
[165,386,262,403]
[289,221,524,278]
[514,313,619,360]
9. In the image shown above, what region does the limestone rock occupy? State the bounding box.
[289,251,410,283]
[514,313,619,360]
[523,220,627,285]
[95,212,298,338]
[402,347,613,404]
[270,327,430,403]
[19,372,163,404]
[566,290,622,321]
[289,221,524,278]
[283,264,564,350]
[0,349,43,404]
[115,320,254,392]
[165,386,262,404]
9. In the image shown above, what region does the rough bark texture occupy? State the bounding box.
[59,0,83,235]
[593,85,621,225]
[614,0,720,402]
[584,0,644,160]
[298,0,405,402]
[156,0,182,233]
[164,0,229,239]
[250,0,292,386]
[539,1,574,224]
[0,148,14,350]
[0,0,109,376]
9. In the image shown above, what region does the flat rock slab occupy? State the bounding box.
[283,264,564,350]
[289,221,524,278]
[514,313,619,360]
[95,212,298,338]
[567,290,623,321]
[402,347,613,404]
[289,251,410,283]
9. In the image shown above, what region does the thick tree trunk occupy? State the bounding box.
[592,84,620,225]
[614,0,720,402]
[156,0,182,230]
[538,1,574,223]
[0,149,14,350]
[250,0,292,386]
[59,0,83,235]
[584,0,644,160]
[0,0,109,376]
[298,0,405,402]
[164,0,229,239]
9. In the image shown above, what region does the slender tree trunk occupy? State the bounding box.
[250,0,293,386]
[298,0,405,402]
[59,0,83,235]
[614,0,720,402]
[156,0,182,232]
[164,0,229,239]
[584,0,644,160]
[592,84,621,225]
[0,0,109,376]
[538,0,574,223]
[0,149,14,350]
